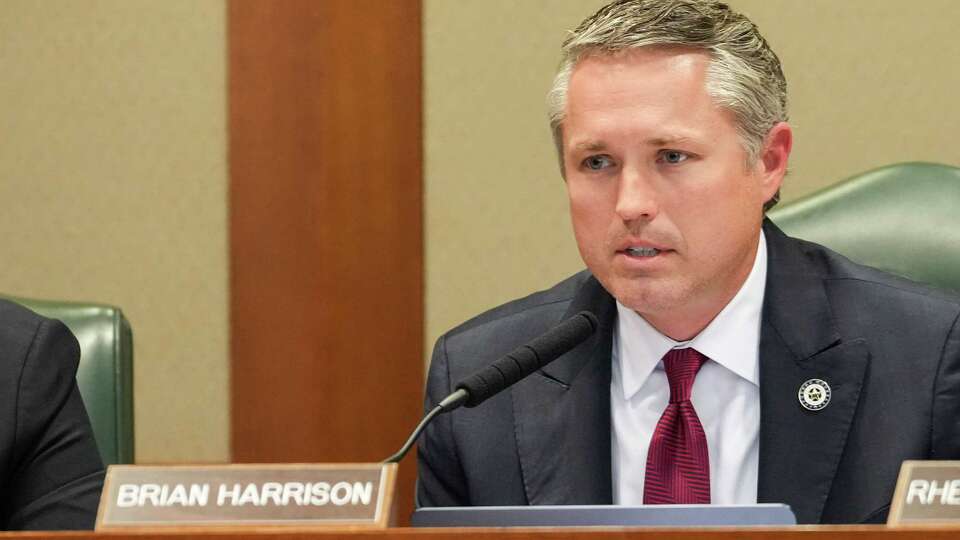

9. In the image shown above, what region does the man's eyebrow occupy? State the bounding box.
[645,135,695,146]
[569,135,699,152]
[570,141,608,152]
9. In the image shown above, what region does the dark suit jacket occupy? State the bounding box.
[0,300,105,530]
[417,221,960,524]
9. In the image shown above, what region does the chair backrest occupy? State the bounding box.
[5,297,134,465]
[768,162,960,294]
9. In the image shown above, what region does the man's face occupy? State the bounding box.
[562,48,787,339]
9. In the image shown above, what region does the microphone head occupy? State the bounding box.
[454,311,599,407]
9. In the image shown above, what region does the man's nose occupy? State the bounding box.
[615,168,659,222]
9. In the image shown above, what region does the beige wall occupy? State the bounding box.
[424,0,960,351]
[0,1,228,462]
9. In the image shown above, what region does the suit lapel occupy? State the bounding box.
[512,275,616,504]
[757,222,870,524]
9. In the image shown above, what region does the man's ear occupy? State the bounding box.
[759,122,792,201]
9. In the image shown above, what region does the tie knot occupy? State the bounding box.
[662,348,707,403]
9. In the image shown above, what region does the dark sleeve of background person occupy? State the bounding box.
[0,302,105,530]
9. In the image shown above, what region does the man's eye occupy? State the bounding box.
[659,150,689,164]
[583,155,614,170]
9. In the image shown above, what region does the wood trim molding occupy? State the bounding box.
[229,0,423,525]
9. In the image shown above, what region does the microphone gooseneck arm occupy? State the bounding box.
[382,311,597,464]
[382,389,468,464]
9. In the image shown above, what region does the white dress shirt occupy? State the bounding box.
[611,231,767,505]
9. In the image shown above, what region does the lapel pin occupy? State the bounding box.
[798,378,831,411]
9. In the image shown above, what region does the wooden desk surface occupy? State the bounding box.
[1,526,958,540]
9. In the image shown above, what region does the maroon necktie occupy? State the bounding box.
[643,348,711,504]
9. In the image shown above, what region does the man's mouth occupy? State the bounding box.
[624,246,661,257]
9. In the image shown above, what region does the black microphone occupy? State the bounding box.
[453,310,599,407]
[383,311,598,463]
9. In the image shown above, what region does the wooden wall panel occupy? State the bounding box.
[229,0,423,524]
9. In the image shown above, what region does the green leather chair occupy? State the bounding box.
[769,162,960,294]
[3,296,134,465]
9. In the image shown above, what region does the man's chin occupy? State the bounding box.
[607,281,688,317]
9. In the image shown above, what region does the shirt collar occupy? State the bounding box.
[615,230,768,400]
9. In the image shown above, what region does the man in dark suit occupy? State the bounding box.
[417,0,960,524]
[0,299,105,529]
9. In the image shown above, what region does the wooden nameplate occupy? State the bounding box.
[95,463,397,529]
